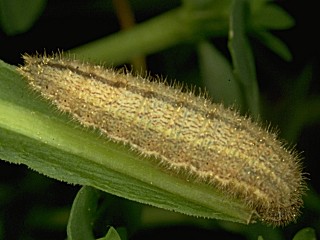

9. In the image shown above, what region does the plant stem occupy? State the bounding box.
[70,6,228,65]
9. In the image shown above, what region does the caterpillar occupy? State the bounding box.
[18,53,305,226]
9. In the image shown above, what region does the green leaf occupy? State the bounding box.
[0,0,47,35]
[197,41,242,107]
[70,3,231,64]
[99,227,122,240]
[0,59,255,226]
[250,3,295,30]
[67,186,100,240]
[182,0,230,10]
[292,228,317,240]
[253,30,292,61]
[228,0,260,116]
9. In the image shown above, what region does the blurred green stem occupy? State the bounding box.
[71,6,229,65]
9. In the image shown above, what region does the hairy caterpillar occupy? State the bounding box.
[18,54,305,226]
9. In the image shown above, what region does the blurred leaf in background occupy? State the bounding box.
[0,0,319,239]
[0,0,47,35]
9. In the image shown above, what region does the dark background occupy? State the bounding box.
[1,0,319,239]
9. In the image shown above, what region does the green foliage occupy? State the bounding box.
[293,228,317,240]
[67,187,101,240]
[0,58,253,236]
[228,0,260,116]
[0,0,47,35]
[0,0,319,239]
[198,41,241,106]
[67,186,126,240]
